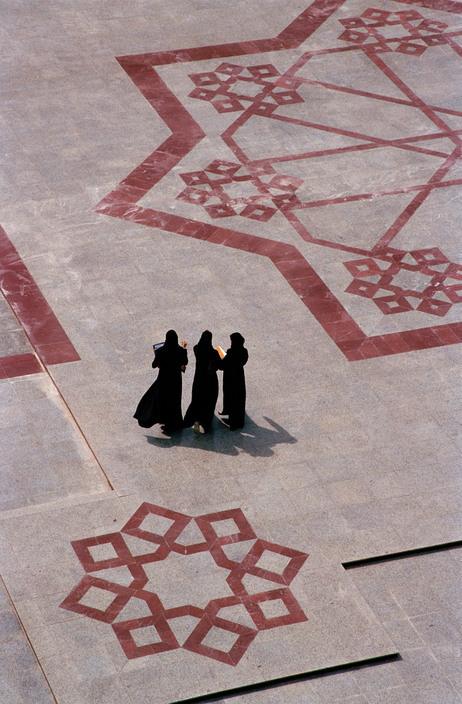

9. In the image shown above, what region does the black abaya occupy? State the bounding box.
[221,332,248,430]
[183,331,220,431]
[134,330,187,431]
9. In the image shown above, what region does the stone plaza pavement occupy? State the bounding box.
[1,0,461,702]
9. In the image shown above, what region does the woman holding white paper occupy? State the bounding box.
[134,329,188,433]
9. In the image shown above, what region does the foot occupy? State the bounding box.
[193,421,200,434]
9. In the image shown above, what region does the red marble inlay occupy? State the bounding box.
[59,574,135,623]
[0,225,79,377]
[71,532,137,572]
[0,353,42,380]
[95,0,462,359]
[242,588,309,630]
[113,610,179,659]
[183,612,258,666]
[60,503,309,666]
[344,248,462,317]
[338,7,450,55]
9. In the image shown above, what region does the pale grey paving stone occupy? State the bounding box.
[1,374,108,509]
[349,551,462,701]
[0,681,24,704]
[414,552,462,620]
[0,329,32,357]
[353,661,403,696]
[0,467,27,512]
[307,671,362,701]
[345,568,407,623]
[367,685,421,704]
[9,377,50,402]
[381,619,426,651]
[431,645,462,693]
[0,581,54,704]
[393,648,448,685]
[0,297,20,325]
[411,610,462,652]
[209,688,369,704]
[299,508,354,541]
[197,685,317,704]
[0,609,24,641]
[353,559,447,619]
[323,479,374,507]
[416,489,462,519]
[340,501,389,531]
[0,381,24,428]
[391,501,462,543]
[406,679,462,704]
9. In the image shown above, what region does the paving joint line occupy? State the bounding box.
[1,287,114,492]
[0,574,59,704]
[342,539,462,569]
[44,365,115,491]
[168,653,401,703]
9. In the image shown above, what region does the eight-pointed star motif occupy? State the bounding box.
[60,503,309,666]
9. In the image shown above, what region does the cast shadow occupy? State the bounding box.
[145,415,297,457]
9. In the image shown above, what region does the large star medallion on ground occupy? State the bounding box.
[95,0,462,359]
[60,504,308,666]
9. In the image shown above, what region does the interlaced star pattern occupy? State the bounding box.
[338,7,449,55]
[177,158,302,221]
[344,247,462,316]
[60,503,308,666]
[95,0,462,359]
[188,61,304,114]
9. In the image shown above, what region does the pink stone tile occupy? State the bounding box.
[0,353,42,379]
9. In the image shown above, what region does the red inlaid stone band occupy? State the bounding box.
[0,224,80,378]
[0,353,42,380]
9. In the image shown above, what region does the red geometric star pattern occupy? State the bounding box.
[177,158,302,221]
[339,7,449,56]
[60,503,309,666]
[344,247,462,317]
[188,61,304,115]
[95,0,462,360]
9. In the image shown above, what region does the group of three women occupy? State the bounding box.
[134,330,248,434]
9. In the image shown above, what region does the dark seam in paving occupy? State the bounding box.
[168,653,401,703]
[342,539,462,569]
[0,576,59,704]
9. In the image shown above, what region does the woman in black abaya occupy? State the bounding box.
[220,332,248,430]
[134,329,188,433]
[183,330,221,433]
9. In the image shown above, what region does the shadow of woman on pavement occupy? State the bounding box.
[145,415,296,458]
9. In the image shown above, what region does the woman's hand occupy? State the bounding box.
[181,340,187,348]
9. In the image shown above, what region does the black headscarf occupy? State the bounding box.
[164,329,179,349]
[197,330,213,348]
[230,332,245,348]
